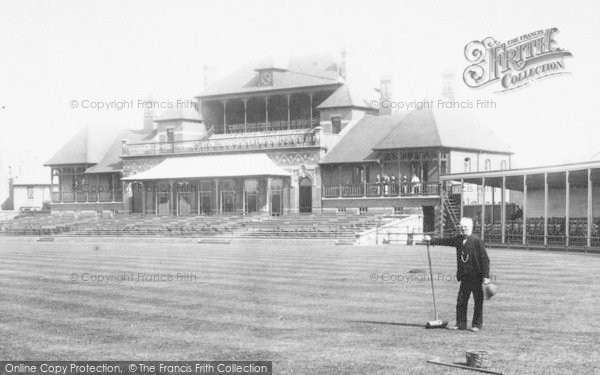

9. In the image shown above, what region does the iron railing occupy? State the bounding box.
[51,191,123,203]
[225,119,317,133]
[123,129,319,156]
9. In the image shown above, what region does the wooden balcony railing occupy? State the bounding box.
[225,119,317,134]
[51,191,123,203]
[323,182,440,198]
[123,129,319,157]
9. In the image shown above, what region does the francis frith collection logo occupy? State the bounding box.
[463,28,573,92]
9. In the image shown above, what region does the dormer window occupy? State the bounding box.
[259,70,273,87]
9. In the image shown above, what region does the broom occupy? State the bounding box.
[424,239,448,329]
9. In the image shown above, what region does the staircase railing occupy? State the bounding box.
[442,190,460,232]
[202,126,214,141]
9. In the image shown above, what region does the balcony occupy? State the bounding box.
[123,127,321,157]
[224,119,317,133]
[52,191,123,203]
[322,182,440,198]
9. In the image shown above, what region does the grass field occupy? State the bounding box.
[1,237,599,374]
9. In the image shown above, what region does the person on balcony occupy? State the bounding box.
[401,176,408,195]
[383,174,390,196]
[390,176,397,195]
[411,174,421,195]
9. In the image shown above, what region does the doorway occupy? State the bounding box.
[423,206,435,233]
[199,192,212,215]
[157,193,170,216]
[244,179,258,214]
[246,192,258,213]
[271,193,282,216]
[221,191,235,213]
[178,193,192,215]
[131,183,143,213]
[299,178,312,213]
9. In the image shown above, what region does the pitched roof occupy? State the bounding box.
[85,130,154,174]
[45,125,122,166]
[320,114,408,164]
[46,125,155,171]
[198,53,342,98]
[154,107,202,122]
[317,83,380,110]
[373,108,512,153]
[321,108,512,165]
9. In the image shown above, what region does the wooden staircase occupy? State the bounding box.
[442,191,461,233]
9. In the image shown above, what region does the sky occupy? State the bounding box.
[0,0,599,193]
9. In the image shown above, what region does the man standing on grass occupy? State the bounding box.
[425,217,490,332]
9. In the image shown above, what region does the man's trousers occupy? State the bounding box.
[456,279,484,329]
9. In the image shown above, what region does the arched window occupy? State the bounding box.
[500,160,507,170]
[299,178,312,187]
[464,158,471,172]
[485,159,491,171]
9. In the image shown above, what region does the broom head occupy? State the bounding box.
[425,319,449,329]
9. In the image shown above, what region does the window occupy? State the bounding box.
[485,159,491,171]
[166,128,175,143]
[464,158,471,172]
[27,187,34,199]
[270,179,283,190]
[199,180,212,192]
[220,179,235,191]
[331,116,342,134]
[244,179,258,192]
[500,160,507,170]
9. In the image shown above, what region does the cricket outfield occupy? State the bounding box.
[1,237,598,374]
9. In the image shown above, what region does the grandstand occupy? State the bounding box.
[441,160,600,251]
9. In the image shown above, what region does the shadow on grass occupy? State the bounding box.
[348,320,425,328]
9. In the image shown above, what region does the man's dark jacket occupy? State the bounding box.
[430,235,490,282]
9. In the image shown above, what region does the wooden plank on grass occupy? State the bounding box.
[427,358,503,374]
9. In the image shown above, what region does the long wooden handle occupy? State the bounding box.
[426,241,437,319]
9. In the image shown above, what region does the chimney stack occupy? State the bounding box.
[441,71,455,102]
[7,166,14,210]
[142,97,155,133]
[339,48,347,80]
[379,76,392,116]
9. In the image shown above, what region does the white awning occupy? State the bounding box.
[122,153,291,181]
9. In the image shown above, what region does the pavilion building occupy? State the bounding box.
[45,52,512,233]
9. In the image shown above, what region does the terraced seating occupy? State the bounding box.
[0,214,99,235]
[0,212,391,239]
[69,214,251,237]
[235,213,389,239]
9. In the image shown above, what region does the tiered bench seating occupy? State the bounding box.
[0,212,390,239]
